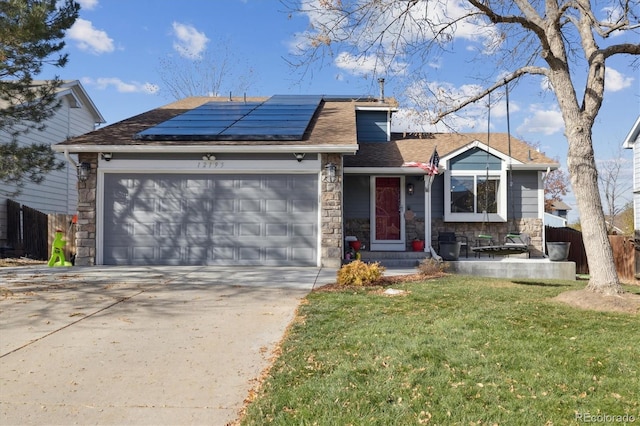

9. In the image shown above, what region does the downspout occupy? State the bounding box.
[63,149,78,168]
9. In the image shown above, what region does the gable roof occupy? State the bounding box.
[622,115,640,148]
[0,80,105,125]
[344,132,558,170]
[550,200,572,211]
[54,96,392,154]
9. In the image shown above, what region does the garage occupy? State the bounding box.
[102,173,318,266]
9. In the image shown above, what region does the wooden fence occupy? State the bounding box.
[609,235,638,283]
[22,205,48,260]
[545,226,638,282]
[4,200,76,261]
[545,226,588,274]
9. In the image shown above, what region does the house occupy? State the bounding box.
[622,115,640,238]
[53,94,558,267]
[0,80,105,249]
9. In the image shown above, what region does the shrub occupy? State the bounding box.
[417,258,449,276]
[337,260,385,286]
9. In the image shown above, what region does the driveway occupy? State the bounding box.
[0,265,337,425]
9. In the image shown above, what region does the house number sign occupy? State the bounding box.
[196,161,224,169]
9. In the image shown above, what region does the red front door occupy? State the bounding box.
[371,176,405,251]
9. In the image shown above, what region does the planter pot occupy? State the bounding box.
[349,241,362,251]
[412,240,425,252]
[439,241,461,261]
[547,242,571,261]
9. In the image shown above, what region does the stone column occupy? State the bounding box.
[321,154,343,267]
[75,153,97,266]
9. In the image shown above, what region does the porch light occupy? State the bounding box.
[407,183,414,196]
[294,153,306,162]
[77,162,91,182]
[324,162,337,183]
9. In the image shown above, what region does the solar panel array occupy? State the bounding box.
[135,95,323,141]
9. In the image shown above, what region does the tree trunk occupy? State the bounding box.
[566,124,623,295]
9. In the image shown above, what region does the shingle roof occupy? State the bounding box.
[344,132,557,167]
[55,96,365,149]
[53,95,558,169]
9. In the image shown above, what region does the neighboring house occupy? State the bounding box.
[622,115,640,237]
[0,80,105,248]
[548,200,571,220]
[543,200,571,228]
[53,94,557,267]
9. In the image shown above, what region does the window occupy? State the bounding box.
[445,171,507,222]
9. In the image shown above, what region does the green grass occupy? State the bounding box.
[240,276,640,425]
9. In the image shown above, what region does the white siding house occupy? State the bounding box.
[622,115,640,234]
[0,80,105,247]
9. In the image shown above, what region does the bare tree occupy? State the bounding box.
[285,0,640,295]
[599,148,633,234]
[157,43,254,100]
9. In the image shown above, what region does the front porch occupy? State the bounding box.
[358,250,576,281]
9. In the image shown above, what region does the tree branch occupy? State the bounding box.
[432,66,548,123]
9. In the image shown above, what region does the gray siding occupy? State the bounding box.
[450,147,501,170]
[430,175,445,219]
[405,177,426,216]
[0,94,97,244]
[510,171,540,218]
[356,111,388,142]
[344,175,370,218]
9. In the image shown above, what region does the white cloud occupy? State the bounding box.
[67,18,114,54]
[76,0,98,10]
[517,106,564,135]
[293,0,501,77]
[82,77,159,94]
[605,67,633,92]
[172,22,209,59]
[334,52,407,77]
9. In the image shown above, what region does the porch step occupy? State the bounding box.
[358,251,430,268]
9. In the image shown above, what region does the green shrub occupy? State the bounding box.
[336,260,385,286]
[417,258,449,276]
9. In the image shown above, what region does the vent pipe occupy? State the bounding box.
[378,78,385,103]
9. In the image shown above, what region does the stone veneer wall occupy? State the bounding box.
[75,152,98,266]
[345,217,544,256]
[344,217,427,252]
[432,218,544,257]
[321,154,343,267]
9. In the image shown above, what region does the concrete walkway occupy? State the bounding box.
[0,266,337,425]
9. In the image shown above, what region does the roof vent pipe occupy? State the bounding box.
[378,78,385,103]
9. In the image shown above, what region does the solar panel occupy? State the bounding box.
[135,95,323,141]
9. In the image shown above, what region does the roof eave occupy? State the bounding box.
[622,116,640,148]
[511,163,559,171]
[53,144,359,155]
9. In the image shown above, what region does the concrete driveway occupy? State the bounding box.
[0,265,337,425]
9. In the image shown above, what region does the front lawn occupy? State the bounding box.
[240,275,639,425]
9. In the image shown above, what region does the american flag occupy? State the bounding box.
[401,148,440,176]
[427,148,439,176]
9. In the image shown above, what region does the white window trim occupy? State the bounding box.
[444,169,507,222]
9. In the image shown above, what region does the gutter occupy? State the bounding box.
[52,144,359,155]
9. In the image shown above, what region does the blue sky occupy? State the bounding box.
[44,0,638,222]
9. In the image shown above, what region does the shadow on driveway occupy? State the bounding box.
[0,266,334,425]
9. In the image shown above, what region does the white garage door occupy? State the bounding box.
[103,173,318,266]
